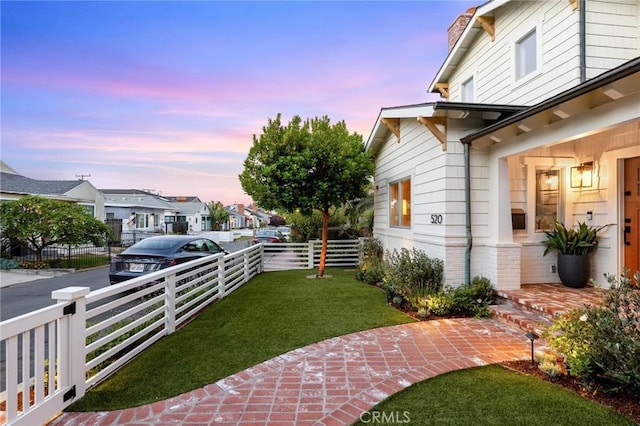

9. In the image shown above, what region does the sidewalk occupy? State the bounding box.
[48,318,530,426]
[0,269,72,288]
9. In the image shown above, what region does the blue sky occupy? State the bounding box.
[1,1,477,205]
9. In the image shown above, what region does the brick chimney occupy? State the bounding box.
[448,7,476,51]
[237,203,244,215]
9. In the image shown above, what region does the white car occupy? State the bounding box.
[276,226,291,241]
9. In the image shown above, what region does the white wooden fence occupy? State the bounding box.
[0,239,362,425]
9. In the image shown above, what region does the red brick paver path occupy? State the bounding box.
[48,318,529,426]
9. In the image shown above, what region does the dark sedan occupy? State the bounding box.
[252,229,285,244]
[109,235,225,284]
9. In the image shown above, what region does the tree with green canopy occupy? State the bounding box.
[208,201,230,231]
[0,195,112,261]
[239,114,374,277]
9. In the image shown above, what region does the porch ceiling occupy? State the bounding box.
[462,58,640,149]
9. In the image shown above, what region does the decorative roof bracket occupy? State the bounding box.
[434,83,449,99]
[380,118,401,142]
[418,116,447,151]
[476,16,495,41]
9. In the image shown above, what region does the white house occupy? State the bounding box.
[101,189,178,232]
[164,196,212,231]
[365,0,639,290]
[0,161,106,220]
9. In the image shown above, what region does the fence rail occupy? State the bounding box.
[0,239,362,425]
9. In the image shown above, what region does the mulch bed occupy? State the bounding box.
[503,360,640,424]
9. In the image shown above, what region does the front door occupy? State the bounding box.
[623,157,640,276]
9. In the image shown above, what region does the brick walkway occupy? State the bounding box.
[49,318,530,426]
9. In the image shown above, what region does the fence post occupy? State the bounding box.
[52,286,91,403]
[307,241,314,269]
[165,273,176,334]
[218,255,226,299]
[243,250,250,283]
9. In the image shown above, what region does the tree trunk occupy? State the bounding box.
[318,210,330,278]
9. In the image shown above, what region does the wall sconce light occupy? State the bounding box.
[570,162,593,188]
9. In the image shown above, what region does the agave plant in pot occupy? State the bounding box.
[542,221,610,288]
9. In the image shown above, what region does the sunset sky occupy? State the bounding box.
[1,1,477,205]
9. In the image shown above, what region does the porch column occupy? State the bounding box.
[488,157,513,242]
[484,156,521,290]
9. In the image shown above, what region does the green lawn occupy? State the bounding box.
[70,268,414,411]
[69,268,635,425]
[353,365,634,426]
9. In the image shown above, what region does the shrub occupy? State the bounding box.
[539,360,564,378]
[420,277,494,318]
[356,238,385,284]
[544,269,640,393]
[19,260,50,269]
[425,292,453,316]
[383,248,443,302]
[0,258,19,270]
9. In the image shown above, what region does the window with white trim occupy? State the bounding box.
[461,77,474,102]
[389,178,411,227]
[516,29,537,80]
[535,169,559,231]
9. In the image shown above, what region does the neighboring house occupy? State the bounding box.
[227,203,249,229]
[365,0,639,290]
[0,161,106,220]
[246,204,272,228]
[101,189,178,232]
[164,196,212,231]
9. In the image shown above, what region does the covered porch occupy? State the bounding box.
[464,58,640,290]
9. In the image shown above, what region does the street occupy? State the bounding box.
[0,239,250,321]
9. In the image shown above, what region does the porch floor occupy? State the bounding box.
[497,283,604,316]
[490,283,605,335]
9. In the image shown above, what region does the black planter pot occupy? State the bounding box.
[557,253,591,288]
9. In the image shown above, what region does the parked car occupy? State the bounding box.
[276,226,291,241]
[109,235,225,284]
[252,229,285,244]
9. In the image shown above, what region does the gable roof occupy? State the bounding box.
[101,189,178,211]
[365,101,525,155]
[428,0,506,94]
[0,171,85,196]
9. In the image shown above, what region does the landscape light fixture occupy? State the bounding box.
[525,331,539,366]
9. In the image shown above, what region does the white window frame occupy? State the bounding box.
[513,24,542,85]
[389,177,411,228]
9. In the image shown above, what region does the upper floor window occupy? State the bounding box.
[516,29,537,80]
[389,178,411,228]
[461,77,474,102]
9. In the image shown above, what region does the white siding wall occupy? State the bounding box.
[449,0,639,106]
[585,0,640,78]
[373,119,472,286]
[449,0,580,105]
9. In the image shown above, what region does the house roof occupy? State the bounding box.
[428,0,506,95]
[101,189,178,211]
[365,101,525,155]
[164,196,203,203]
[0,171,85,197]
[460,57,640,147]
[171,201,208,215]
